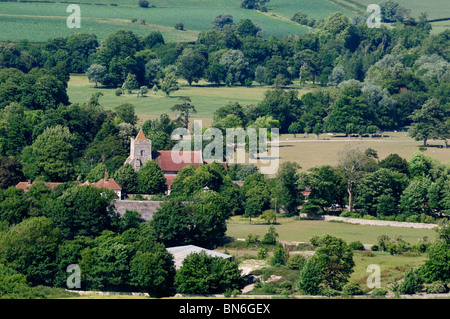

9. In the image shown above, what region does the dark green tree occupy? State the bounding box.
[48,185,117,240]
[0,217,61,286]
[174,251,242,294]
[137,160,167,195]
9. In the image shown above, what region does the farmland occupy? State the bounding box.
[68,75,450,171]
[225,216,436,245]
[0,0,310,42]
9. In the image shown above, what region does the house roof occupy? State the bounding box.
[166,245,232,270]
[94,170,122,190]
[163,174,177,189]
[154,150,204,172]
[135,129,147,141]
[16,181,63,192]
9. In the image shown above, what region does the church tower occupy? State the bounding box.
[125,129,152,172]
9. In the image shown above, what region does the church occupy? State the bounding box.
[124,129,224,191]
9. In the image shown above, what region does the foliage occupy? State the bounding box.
[421,221,450,284]
[174,251,242,294]
[48,185,117,240]
[137,160,167,195]
[286,254,306,270]
[400,268,424,294]
[270,243,287,266]
[261,226,278,245]
[0,217,61,286]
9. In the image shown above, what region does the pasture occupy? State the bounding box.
[0,1,309,42]
[225,216,436,245]
[68,75,450,171]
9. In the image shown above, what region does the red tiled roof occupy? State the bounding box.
[135,130,147,141]
[16,181,63,192]
[164,175,177,189]
[94,177,122,190]
[154,151,204,172]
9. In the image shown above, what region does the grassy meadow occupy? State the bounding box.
[68,75,450,171]
[0,0,310,42]
[225,216,436,245]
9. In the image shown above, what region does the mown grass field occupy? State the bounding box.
[225,216,436,245]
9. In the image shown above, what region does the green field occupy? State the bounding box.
[353,0,450,20]
[342,0,450,34]
[0,1,311,42]
[67,74,302,123]
[68,75,450,171]
[226,216,436,245]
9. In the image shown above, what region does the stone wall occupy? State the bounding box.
[113,200,162,221]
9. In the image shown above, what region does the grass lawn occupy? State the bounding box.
[226,216,436,245]
[67,74,311,124]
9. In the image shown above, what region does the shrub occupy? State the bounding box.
[349,241,364,251]
[261,226,278,245]
[246,233,259,245]
[426,281,448,294]
[270,243,287,266]
[175,22,184,30]
[257,247,268,260]
[138,0,149,8]
[371,287,388,296]
[310,235,320,246]
[115,88,122,96]
[400,268,424,294]
[286,254,306,270]
[371,244,379,251]
[341,281,363,296]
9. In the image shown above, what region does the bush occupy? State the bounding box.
[138,0,149,8]
[310,235,320,247]
[426,281,448,294]
[286,254,306,270]
[175,22,184,30]
[371,244,379,251]
[115,88,122,96]
[349,241,364,251]
[246,233,259,245]
[371,287,388,296]
[270,243,287,266]
[400,268,424,294]
[244,78,253,87]
[261,226,278,245]
[341,281,363,296]
[257,247,268,260]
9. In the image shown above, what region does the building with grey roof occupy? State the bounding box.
[166,245,232,270]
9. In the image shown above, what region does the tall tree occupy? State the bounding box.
[21,125,76,182]
[137,160,167,195]
[408,98,449,146]
[160,72,179,97]
[273,161,303,216]
[171,97,197,129]
[176,48,207,86]
[337,146,378,212]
